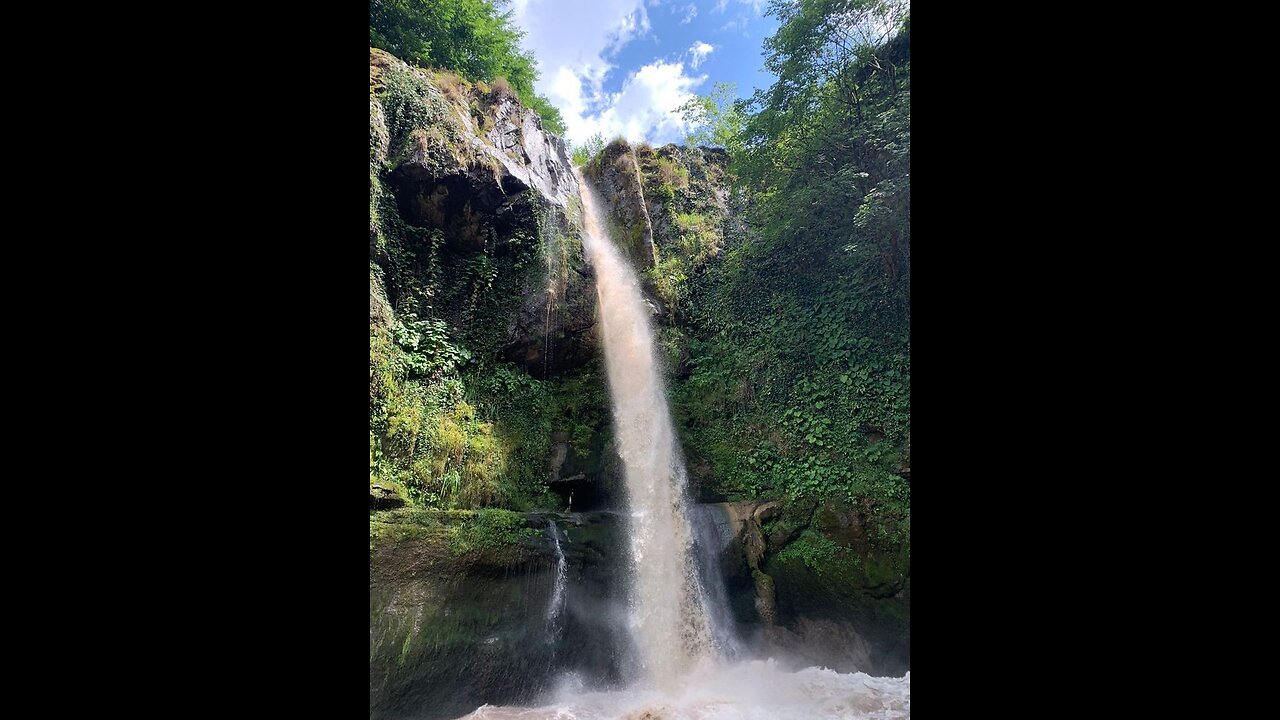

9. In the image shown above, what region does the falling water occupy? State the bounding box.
[456,169,911,719]
[573,169,719,686]
[544,521,567,642]
[690,504,744,659]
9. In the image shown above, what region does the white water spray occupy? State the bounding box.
[457,168,911,719]
[544,521,567,642]
[574,169,720,686]
[466,661,910,720]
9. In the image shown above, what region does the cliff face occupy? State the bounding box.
[370,47,593,377]
[369,48,612,514]
[369,47,908,709]
[370,510,631,720]
[578,139,910,675]
[368,51,631,712]
[582,140,656,270]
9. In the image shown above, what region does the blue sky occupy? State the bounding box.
[507,0,780,147]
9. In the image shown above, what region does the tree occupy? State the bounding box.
[570,133,605,167]
[678,82,746,154]
[668,0,912,515]
[737,0,910,281]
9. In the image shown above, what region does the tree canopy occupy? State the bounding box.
[678,82,747,154]
[669,0,911,509]
[737,0,911,302]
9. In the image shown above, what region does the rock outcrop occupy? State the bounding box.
[370,510,631,720]
[369,47,908,710]
[582,139,655,269]
[694,499,909,675]
[369,48,596,378]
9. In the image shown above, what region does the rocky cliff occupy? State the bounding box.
[579,139,910,675]
[370,47,593,377]
[370,510,631,720]
[369,48,613,513]
[369,47,908,717]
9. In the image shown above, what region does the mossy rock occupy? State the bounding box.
[762,517,909,675]
[370,510,632,719]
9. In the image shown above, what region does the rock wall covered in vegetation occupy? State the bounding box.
[370,509,631,720]
[369,48,613,513]
[582,137,910,673]
[369,33,910,713]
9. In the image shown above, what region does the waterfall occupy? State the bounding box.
[456,171,911,720]
[689,504,744,659]
[544,520,567,642]
[574,169,721,686]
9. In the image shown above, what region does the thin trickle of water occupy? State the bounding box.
[574,169,720,687]
[690,504,744,659]
[540,202,560,381]
[544,297,553,376]
[544,521,567,642]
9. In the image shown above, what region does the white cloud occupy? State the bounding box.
[679,4,698,24]
[587,61,707,145]
[511,0,710,146]
[689,41,715,69]
[720,14,749,33]
[612,6,652,52]
[714,0,765,13]
[508,0,652,111]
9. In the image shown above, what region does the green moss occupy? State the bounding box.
[376,61,467,173]
[776,530,850,577]
[653,156,689,195]
[447,508,540,557]
[370,55,576,514]
[770,535,854,603]
[760,514,909,635]
[551,364,607,454]
[370,518,441,549]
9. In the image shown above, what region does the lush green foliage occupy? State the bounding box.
[571,133,605,167]
[448,508,541,556]
[651,2,911,540]
[776,529,848,576]
[370,57,604,513]
[370,0,566,134]
[678,82,747,153]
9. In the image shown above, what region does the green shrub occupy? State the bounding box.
[448,508,540,556]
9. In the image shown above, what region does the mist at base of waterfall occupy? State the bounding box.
[574,168,719,683]
[487,171,913,720]
[458,659,909,720]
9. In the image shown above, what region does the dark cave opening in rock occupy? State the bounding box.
[547,474,610,513]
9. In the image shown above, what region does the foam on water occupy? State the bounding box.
[456,167,910,720]
[460,659,910,719]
